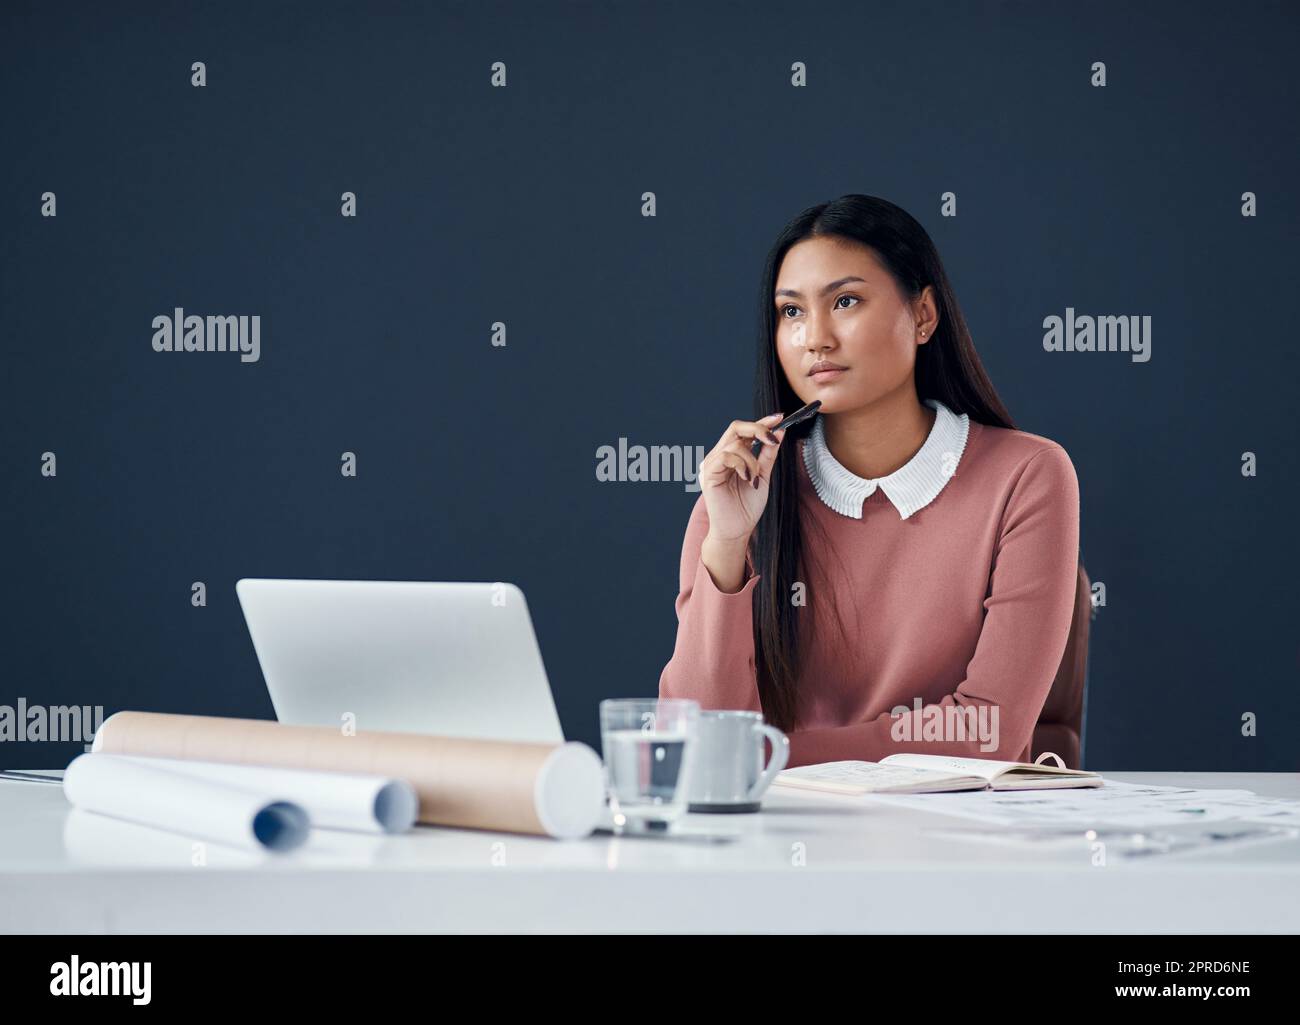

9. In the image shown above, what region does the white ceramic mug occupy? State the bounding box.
[687,710,789,813]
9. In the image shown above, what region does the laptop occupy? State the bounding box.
[234,579,566,744]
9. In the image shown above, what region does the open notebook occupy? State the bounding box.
[772,754,1103,795]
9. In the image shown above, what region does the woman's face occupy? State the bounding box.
[773,236,935,414]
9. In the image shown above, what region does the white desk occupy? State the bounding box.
[1,771,1296,933]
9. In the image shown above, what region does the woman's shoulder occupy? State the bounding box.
[966,420,1077,489]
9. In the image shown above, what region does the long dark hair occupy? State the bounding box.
[751,194,1017,732]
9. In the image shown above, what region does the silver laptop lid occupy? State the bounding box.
[235,579,565,744]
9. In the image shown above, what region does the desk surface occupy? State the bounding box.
[2,771,1297,933]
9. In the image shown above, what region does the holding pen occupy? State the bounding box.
[693,400,821,594]
[748,400,822,459]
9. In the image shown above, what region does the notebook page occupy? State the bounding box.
[774,760,985,794]
[880,754,1027,781]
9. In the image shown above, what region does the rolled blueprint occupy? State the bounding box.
[93,711,606,839]
[63,753,310,853]
[109,755,418,834]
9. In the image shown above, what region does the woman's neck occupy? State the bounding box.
[822,389,936,480]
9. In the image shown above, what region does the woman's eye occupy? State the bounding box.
[779,296,858,318]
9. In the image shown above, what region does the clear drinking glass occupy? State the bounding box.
[599,698,700,835]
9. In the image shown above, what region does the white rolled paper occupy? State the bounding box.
[62,753,310,853]
[113,755,418,834]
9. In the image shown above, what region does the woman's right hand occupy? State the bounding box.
[698,412,787,544]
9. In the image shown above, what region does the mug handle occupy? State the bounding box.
[747,724,790,801]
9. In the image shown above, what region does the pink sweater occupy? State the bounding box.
[658,417,1080,767]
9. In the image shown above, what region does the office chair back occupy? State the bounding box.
[1031,561,1091,770]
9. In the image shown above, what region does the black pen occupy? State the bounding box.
[750,400,822,457]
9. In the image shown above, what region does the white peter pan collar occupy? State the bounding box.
[801,398,970,520]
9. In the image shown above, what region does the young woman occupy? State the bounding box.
[658,194,1082,768]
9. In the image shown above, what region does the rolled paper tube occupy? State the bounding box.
[63,753,310,853]
[92,711,606,839]
[111,755,419,834]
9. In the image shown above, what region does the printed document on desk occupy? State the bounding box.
[857,779,1273,827]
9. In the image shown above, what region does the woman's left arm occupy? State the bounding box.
[785,443,1081,767]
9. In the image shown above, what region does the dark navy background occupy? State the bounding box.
[2,0,1296,770]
